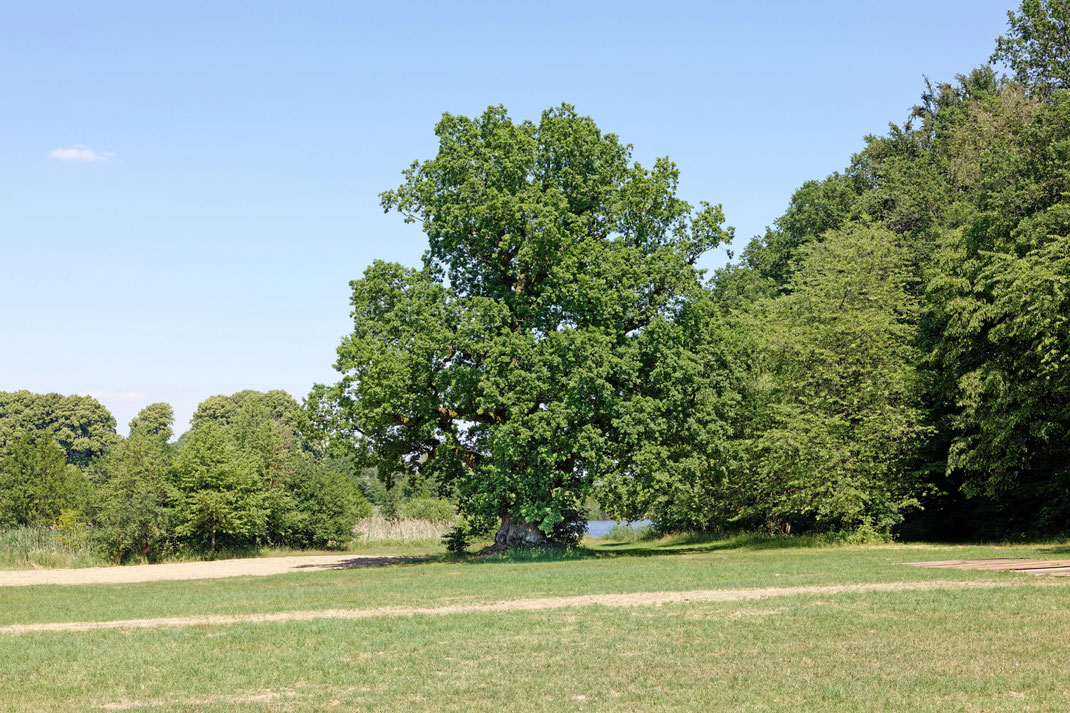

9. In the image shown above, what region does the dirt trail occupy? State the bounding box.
[0,554,418,588]
[4,577,1065,636]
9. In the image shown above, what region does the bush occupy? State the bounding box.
[442,527,470,553]
[287,459,372,548]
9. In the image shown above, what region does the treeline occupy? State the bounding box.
[685,0,1070,538]
[0,390,370,562]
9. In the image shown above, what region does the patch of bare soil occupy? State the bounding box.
[0,554,420,588]
[904,558,1070,575]
[4,577,1065,636]
[95,689,301,710]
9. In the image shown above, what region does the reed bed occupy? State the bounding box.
[352,515,453,546]
[0,526,106,570]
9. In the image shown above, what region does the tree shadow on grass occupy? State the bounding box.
[289,533,1047,571]
[454,532,857,567]
[293,555,438,570]
[1037,545,1070,555]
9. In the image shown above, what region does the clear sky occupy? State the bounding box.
[1,0,1015,436]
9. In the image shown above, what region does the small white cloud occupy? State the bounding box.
[49,145,115,162]
[85,389,149,403]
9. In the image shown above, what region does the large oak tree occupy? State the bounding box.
[311,105,736,548]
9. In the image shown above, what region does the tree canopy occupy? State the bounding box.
[993,0,1070,94]
[0,391,117,467]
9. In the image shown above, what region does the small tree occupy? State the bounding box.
[172,423,265,552]
[229,399,303,544]
[92,433,176,562]
[0,432,84,526]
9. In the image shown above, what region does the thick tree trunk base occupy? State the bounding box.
[481,514,549,553]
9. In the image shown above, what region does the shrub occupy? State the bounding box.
[442,527,471,553]
[287,459,372,548]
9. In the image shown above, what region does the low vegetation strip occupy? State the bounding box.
[4,577,1064,636]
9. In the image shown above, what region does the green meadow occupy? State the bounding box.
[2,538,1069,712]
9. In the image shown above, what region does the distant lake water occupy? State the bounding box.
[585,520,652,538]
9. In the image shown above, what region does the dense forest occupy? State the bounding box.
[708,0,1070,539]
[3,0,1069,557]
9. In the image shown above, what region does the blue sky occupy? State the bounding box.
[0,0,1015,436]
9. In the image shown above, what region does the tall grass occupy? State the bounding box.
[352,515,453,547]
[0,526,106,570]
[596,522,659,543]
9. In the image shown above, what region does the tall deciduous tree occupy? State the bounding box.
[311,104,734,548]
[190,390,298,430]
[739,222,928,534]
[128,403,175,442]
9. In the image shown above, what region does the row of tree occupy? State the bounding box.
[0,390,369,561]
[308,0,1070,548]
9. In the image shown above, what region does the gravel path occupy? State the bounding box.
[0,554,418,588]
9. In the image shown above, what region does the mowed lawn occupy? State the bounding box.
[2,538,1069,712]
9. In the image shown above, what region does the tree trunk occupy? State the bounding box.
[486,512,549,551]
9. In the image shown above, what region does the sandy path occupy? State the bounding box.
[4,577,1065,636]
[0,554,417,588]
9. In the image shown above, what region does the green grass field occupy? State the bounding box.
[2,537,1069,712]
